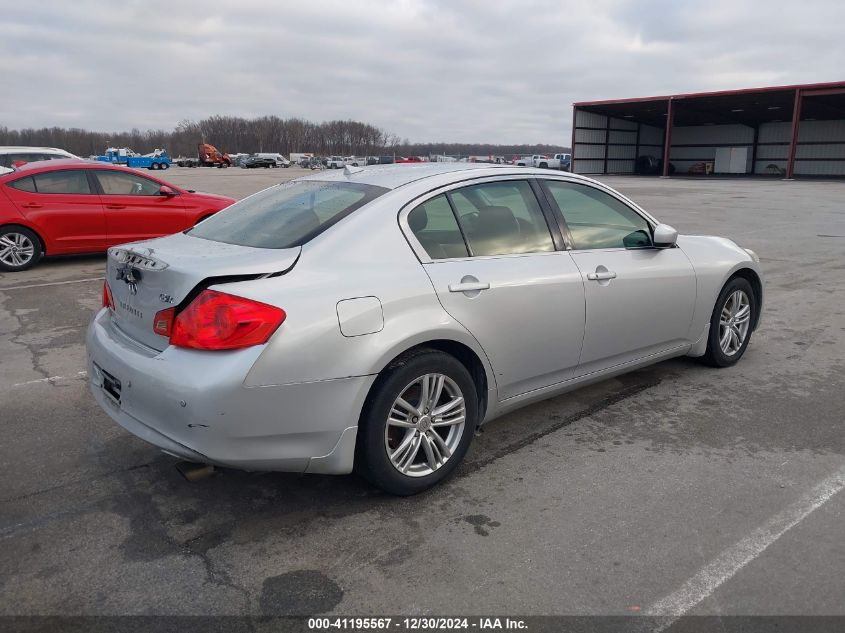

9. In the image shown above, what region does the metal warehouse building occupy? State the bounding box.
[571,81,845,178]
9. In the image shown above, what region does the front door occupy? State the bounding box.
[91,169,187,245]
[542,179,696,373]
[406,180,585,400]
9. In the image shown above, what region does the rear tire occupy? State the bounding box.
[701,277,756,367]
[0,225,43,272]
[356,349,478,495]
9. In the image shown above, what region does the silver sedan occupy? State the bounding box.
[87,163,763,495]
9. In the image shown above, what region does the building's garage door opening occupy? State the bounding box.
[572,82,845,179]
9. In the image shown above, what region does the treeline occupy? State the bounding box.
[0,115,568,158]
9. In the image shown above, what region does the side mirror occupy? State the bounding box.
[653,223,678,248]
[159,185,177,196]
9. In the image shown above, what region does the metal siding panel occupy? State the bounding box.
[609,117,637,130]
[758,122,791,143]
[671,124,754,145]
[574,144,606,159]
[797,143,845,159]
[756,145,789,160]
[575,110,607,128]
[574,159,605,174]
[606,159,635,173]
[670,147,717,160]
[797,119,845,143]
[639,124,663,145]
[608,130,637,144]
[608,145,636,159]
[575,128,607,143]
[794,160,845,175]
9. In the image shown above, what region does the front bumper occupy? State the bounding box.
[86,308,375,474]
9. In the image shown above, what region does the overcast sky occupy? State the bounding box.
[1,0,843,145]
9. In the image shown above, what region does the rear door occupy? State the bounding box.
[91,168,188,246]
[404,178,585,400]
[4,169,106,253]
[541,179,696,374]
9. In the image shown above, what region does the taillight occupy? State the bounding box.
[103,281,115,310]
[153,307,175,337]
[168,289,286,350]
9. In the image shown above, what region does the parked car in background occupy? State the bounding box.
[367,156,395,165]
[0,146,80,174]
[242,156,278,169]
[0,160,235,271]
[395,156,423,163]
[255,153,290,168]
[85,163,762,495]
[326,156,347,169]
[346,156,366,167]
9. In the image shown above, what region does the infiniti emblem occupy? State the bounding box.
[116,265,142,295]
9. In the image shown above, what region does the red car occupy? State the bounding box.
[394,156,423,163]
[0,160,235,271]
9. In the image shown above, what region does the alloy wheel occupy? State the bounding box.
[384,373,466,477]
[719,289,751,356]
[0,232,35,268]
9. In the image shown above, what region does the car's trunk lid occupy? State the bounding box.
[106,232,299,351]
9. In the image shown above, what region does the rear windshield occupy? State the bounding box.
[188,181,388,249]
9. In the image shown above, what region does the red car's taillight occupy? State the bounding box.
[166,289,286,350]
[103,281,115,310]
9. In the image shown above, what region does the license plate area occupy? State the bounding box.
[95,363,122,404]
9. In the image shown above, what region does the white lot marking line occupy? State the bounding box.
[12,371,88,387]
[643,464,845,630]
[0,277,103,291]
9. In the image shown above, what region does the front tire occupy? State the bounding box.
[701,277,756,367]
[356,349,478,495]
[0,225,43,271]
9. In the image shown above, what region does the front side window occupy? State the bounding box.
[31,170,91,194]
[449,180,554,256]
[408,194,468,260]
[94,170,161,196]
[544,181,652,249]
[189,180,387,249]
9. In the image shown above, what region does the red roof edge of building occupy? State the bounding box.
[573,80,845,107]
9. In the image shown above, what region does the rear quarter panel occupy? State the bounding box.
[217,189,496,392]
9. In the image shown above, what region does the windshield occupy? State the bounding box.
[188,180,388,249]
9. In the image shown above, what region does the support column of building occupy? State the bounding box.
[785,89,803,180]
[661,98,674,177]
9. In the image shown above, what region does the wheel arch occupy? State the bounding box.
[0,222,47,255]
[368,338,491,426]
[727,267,763,331]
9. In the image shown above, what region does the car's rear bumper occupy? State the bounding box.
[86,308,374,474]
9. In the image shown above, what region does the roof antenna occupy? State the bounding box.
[344,164,364,176]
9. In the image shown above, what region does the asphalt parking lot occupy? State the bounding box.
[1,168,843,619]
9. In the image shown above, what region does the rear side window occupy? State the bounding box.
[32,170,92,194]
[8,176,37,193]
[408,195,469,260]
[188,181,388,249]
[449,180,554,256]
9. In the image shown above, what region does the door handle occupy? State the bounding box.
[587,271,617,281]
[105,204,126,209]
[21,203,43,209]
[448,281,490,293]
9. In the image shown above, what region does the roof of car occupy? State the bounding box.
[0,146,76,154]
[4,159,119,174]
[299,162,591,190]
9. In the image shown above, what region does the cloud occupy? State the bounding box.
[1,0,843,145]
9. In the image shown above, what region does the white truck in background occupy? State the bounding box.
[535,153,571,170]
